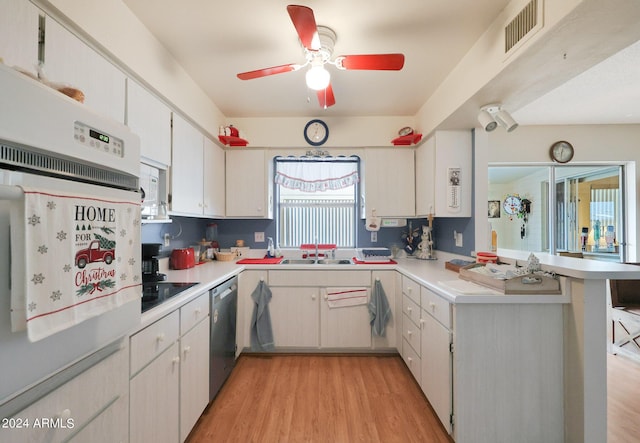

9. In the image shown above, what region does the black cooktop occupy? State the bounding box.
[141,282,199,313]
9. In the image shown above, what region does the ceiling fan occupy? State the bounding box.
[236,4,405,109]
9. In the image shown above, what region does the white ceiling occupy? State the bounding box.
[122,0,640,126]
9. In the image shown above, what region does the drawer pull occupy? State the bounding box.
[157,333,165,342]
[58,408,71,421]
[429,302,436,311]
[172,356,180,365]
[407,357,413,365]
[407,330,412,336]
[312,294,316,300]
[183,346,191,355]
[407,307,412,313]
[420,318,426,326]
[195,308,202,315]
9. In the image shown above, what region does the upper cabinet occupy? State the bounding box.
[203,136,225,218]
[226,149,273,219]
[44,16,126,123]
[171,113,204,215]
[0,0,39,75]
[171,114,225,217]
[126,79,172,167]
[416,130,472,218]
[363,148,415,218]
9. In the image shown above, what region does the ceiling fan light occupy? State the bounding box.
[306,65,331,90]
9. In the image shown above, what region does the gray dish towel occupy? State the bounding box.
[368,279,391,336]
[250,280,275,351]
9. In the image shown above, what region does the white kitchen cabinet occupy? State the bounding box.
[127,79,172,166]
[320,287,371,348]
[363,148,415,218]
[171,114,225,217]
[238,270,269,352]
[226,149,273,218]
[129,292,210,443]
[0,0,39,75]
[3,342,129,443]
[203,136,225,218]
[400,275,422,384]
[420,287,452,433]
[179,317,210,442]
[269,286,320,348]
[171,113,204,215]
[416,130,472,217]
[130,341,180,443]
[44,16,126,123]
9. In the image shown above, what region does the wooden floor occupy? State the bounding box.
[608,353,640,443]
[187,353,640,443]
[187,354,452,443]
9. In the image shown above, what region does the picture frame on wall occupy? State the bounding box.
[488,200,501,218]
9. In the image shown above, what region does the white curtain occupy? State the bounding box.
[275,160,359,192]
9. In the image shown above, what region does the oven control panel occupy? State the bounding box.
[74,121,124,157]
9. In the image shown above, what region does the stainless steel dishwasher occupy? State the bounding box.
[209,276,238,401]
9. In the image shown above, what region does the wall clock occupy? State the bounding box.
[550,140,574,163]
[304,119,329,146]
[503,195,522,216]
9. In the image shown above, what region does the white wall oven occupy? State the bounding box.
[0,63,141,410]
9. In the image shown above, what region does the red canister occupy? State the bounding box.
[476,251,498,264]
[170,247,196,269]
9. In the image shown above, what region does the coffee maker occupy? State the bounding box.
[142,243,166,282]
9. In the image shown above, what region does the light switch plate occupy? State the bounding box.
[255,232,265,242]
[371,231,378,242]
[455,232,463,247]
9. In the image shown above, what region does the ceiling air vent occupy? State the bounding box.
[505,0,542,55]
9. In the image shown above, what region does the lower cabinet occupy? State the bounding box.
[2,341,129,443]
[240,269,396,351]
[420,303,452,433]
[129,292,210,443]
[270,286,320,348]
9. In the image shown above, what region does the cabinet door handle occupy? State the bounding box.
[184,346,191,355]
[429,302,436,312]
[58,408,72,421]
[195,308,202,316]
[407,330,412,336]
[407,307,412,313]
[156,333,165,342]
[311,293,317,300]
[420,318,426,327]
[407,357,413,365]
[324,294,328,300]
[172,356,180,365]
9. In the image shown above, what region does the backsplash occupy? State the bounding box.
[142,215,474,257]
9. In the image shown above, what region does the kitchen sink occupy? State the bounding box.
[316,259,354,265]
[280,258,354,265]
[280,259,317,265]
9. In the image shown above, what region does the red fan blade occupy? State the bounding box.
[287,5,320,50]
[317,83,336,109]
[237,63,301,80]
[336,54,405,71]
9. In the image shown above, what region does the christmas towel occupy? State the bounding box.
[326,287,369,308]
[12,187,141,342]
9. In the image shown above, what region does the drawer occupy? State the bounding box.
[421,287,451,329]
[402,337,421,384]
[4,344,127,443]
[180,292,210,335]
[402,294,421,328]
[130,310,179,376]
[402,275,420,304]
[402,313,421,356]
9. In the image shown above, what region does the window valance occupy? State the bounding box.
[275,158,359,192]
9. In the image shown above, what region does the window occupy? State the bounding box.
[274,156,359,248]
[488,164,626,262]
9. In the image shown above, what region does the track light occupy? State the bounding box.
[477,109,498,132]
[478,104,519,132]
[494,109,519,132]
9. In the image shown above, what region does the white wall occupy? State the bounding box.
[475,124,640,260]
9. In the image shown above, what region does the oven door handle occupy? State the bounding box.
[0,184,24,201]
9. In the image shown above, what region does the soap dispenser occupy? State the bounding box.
[267,237,275,258]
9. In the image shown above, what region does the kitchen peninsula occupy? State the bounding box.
[138,249,636,443]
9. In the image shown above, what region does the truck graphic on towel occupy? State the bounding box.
[75,237,115,269]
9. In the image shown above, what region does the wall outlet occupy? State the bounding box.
[255,232,265,242]
[371,231,378,242]
[455,232,463,247]
[164,233,171,247]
